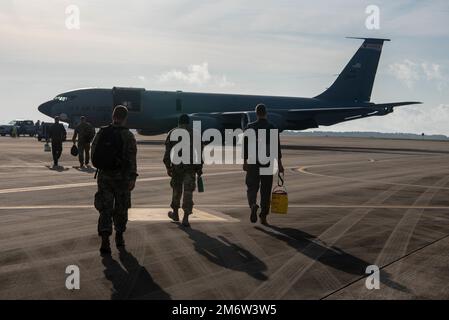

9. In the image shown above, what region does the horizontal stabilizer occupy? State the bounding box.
[346,37,391,42]
[287,107,365,112]
[372,101,422,108]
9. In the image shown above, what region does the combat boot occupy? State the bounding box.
[115,232,125,248]
[182,212,191,227]
[100,235,111,255]
[260,214,269,226]
[168,209,179,222]
[250,204,259,223]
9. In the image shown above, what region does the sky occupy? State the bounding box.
[1,0,448,134]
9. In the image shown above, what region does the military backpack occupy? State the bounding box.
[92,125,125,171]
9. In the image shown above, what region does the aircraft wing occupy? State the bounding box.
[283,101,422,127]
[190,101,422,131]
[216,101,422,117]
[285,101,422,113]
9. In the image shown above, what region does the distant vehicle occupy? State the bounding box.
[0,124,10,136]
[36,122,52,141]
[0,120,36,137]
[38,38,421,135]
[36,122,69,142]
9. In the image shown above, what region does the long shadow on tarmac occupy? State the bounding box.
[256,225,410,294]
[73,166,96,174]
[136,140,165,146]
[45,165,69,172]
[101,248,171,300]
[179,226,268,281]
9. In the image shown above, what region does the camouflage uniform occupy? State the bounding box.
[92,125,138,236]
[74,121,95,166]
[163,125,202,215]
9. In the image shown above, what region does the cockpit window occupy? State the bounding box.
[53,95,75,102]
[54,96,69,102]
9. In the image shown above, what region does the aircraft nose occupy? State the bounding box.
[38,100,57,116]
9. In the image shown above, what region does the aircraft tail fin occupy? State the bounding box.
[315,37,390,103]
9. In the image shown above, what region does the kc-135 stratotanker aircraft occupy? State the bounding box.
[38,38,421,135]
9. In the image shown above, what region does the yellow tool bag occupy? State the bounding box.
[271,173,288,214]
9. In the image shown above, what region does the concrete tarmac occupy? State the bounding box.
[1,135,449,299]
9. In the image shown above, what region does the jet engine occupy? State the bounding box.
[137,128,169,135]
[189,114,224,132]
[240,112,286,131]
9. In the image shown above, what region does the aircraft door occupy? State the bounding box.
[112,87,144,113]
[175,90,183,114]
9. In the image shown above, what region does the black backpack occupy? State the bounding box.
[92,125,125,170]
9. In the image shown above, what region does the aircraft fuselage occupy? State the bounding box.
[38,88,330,134]
[37,38,420,135]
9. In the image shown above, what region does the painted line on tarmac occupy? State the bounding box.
[0,170,242,194]
[0,181,96,194]
[0,164,166,169]
[298,165,449,191]
[128,208,238,222]
[0,165,45,168]
[0,206,238,222]
[0,205,93,209]
[0,204,448,210]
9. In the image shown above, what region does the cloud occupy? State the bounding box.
[421,63,448,91]
[216,75,235,88]
[0,1,448,135]
[384,0,449,37]
[388,60,420,88]
[403,104,449,135]
[421,63,442,80]
[158,62,234,88]
[159,62,211,85]
[318,104,449,136]
[389,60,448,91]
